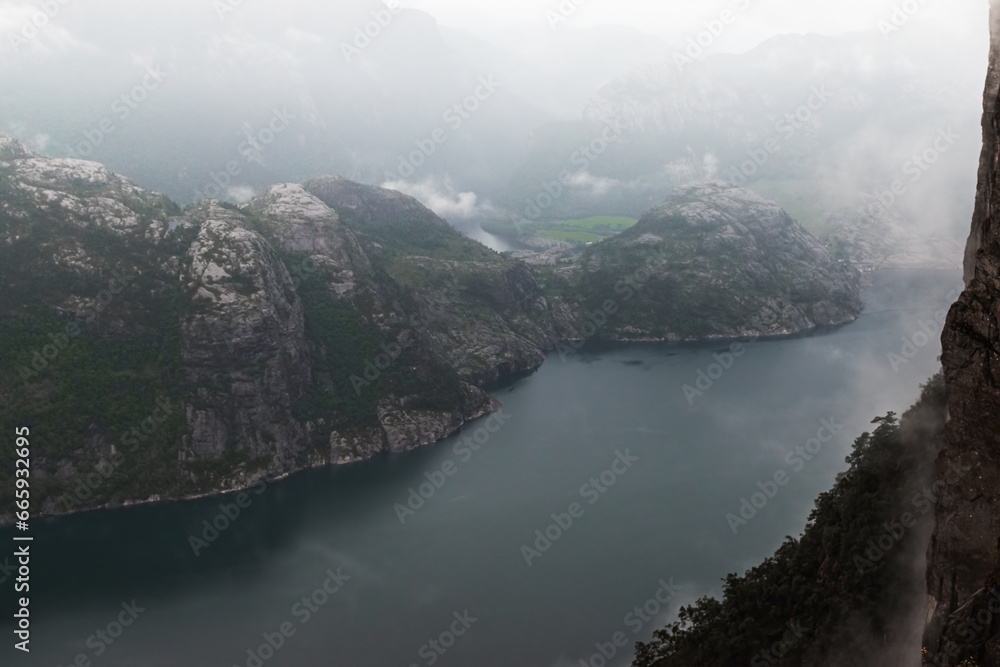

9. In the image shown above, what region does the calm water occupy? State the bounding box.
[1,269,960,667]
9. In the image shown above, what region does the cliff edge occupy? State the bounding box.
[925,1,1000,663]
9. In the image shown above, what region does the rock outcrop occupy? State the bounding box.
[567,181,862,340]
[0,142,865,524]
[178,202,311,465]
[925,1,1000,663]
[0,143,553,521]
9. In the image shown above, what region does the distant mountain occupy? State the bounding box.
[0,8,669,209]
[0,7,553,204]
[438,23,669,120]
[545,181,862,341]
[4,15,976,273]
[501,33,978,270]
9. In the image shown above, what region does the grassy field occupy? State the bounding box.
[537,216,637,243]
[557,216,638,231]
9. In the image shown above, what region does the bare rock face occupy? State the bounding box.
[571,181,863,340]
[925,1,1000,663]
[0,136,872,525]
[0,144,539,522]
[304,175,452,234]
[0,134,32,160]
[241,183,374,297]
[178,202,311,470]
[376,387,501,454]
[303,175,559,386]
[0,147,175,239]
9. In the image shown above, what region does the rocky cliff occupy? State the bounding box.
[559,181,862,341]
[0,140,556,521]
[925,1,1000,663]
[0,140,863,523]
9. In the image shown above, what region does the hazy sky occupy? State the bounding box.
[0,0,990,224]
[404,0,988,50]
[0,0,989,63]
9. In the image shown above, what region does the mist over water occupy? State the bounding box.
[0,269,956,667]
[0,2,988,664]
[0,0,987,257]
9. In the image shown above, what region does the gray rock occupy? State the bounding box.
[925,1,1000,658]
[565,181,863,340]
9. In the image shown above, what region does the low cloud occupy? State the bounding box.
[381,177,499,220]
[226,185,255,203]
[566,170,622,197]
[703,152,719,179]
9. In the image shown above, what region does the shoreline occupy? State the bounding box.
[0,266,956,528]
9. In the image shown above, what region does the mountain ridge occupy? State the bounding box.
[0,135,862,523]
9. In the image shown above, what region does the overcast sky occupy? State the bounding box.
[403,0,989,51]
[0,0,989,241]
[0,0,989,64]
